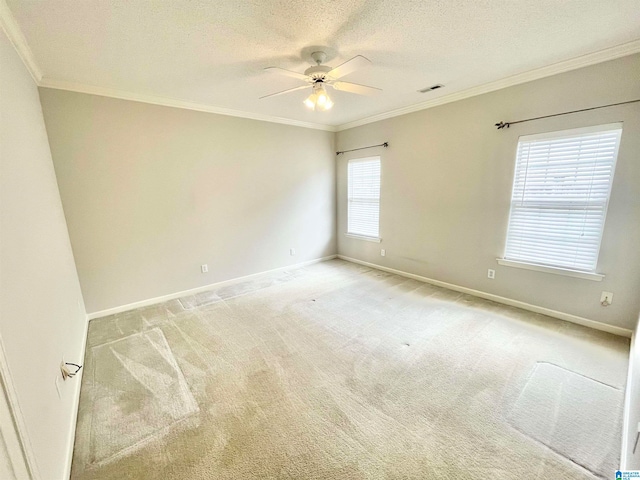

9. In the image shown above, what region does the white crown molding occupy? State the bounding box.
[335,39,640,132]
[0,0,42,83]
[38,78,337,132]
[1,0,333,131]
[3,0,639,134]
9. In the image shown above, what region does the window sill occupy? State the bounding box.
[496,259,604,282]
[345,233,381,243]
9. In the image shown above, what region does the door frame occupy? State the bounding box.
[0,333,37,479]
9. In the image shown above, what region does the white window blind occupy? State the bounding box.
[503,123,622,272]
[348,156,381,239]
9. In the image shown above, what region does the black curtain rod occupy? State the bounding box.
[495,99,640,130]
[336,142,389,155]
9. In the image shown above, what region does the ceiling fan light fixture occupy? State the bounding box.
[308,84,332,111]
[316,85,328,105]
[303,93,317,110]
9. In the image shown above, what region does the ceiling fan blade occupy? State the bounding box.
[259,85,310,99]
[264,67,310,82]
[327,55,371,80]
[332,81,382,96]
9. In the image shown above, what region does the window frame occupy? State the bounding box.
[346,156,382,242]
[499,123,622,281]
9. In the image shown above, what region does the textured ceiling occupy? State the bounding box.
[6,0,640,128]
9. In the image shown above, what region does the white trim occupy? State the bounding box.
[3,0,639,135]
[347,156,381,164]
[621,326,636,470]
[40,39,640,134]
[0,334,39,479]
[335,39,640,132]
[337,255,631,338]
[345,233,381,243]
[518,122,623,142]
[63,313,88,480]
[87,255,337,320]
[0,0,42,83]
[501,124,621,279]
[497,259,604,282]
[0,371,31,479]
[38,79,336,132]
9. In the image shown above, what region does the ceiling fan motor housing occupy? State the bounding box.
[305,51,332,82]
[304,65,331,82]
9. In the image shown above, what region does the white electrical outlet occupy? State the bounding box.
[487,269,495,279]
[381,249,386,257]
[290,248,296,256]
[201,264,208,273]
[600,291,613,306]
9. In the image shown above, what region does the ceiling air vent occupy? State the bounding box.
[418,84,444,93]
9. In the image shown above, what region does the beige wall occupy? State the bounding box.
[0,29,87,479]
[337,54,640,330]
[39,89,337,314]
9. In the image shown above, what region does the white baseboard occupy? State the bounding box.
[87,255,338,320]
[337,255,632,338]
[63,312,89,480]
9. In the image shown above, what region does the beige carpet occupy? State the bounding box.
[76,329,199,468]
[508,362,623,476]
[72,259,629,479]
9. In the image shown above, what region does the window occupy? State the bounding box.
[502,124,621,276]
[347,156,381,241]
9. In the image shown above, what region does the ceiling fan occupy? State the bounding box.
[260,51,382,111]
